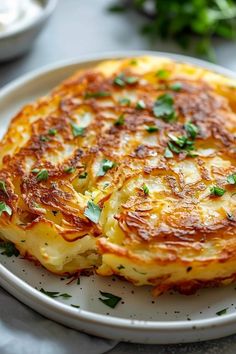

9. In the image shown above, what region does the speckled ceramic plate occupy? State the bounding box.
[1,51,236,344]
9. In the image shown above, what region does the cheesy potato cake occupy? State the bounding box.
[1,56,236,295]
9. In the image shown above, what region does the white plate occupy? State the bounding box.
[1,51,236,344]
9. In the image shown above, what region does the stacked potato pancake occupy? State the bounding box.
[1,56,236,295]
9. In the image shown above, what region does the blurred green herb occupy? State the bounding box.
[108,0,236,60]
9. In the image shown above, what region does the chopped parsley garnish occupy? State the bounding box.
[39,288,72,299]
[71,123,85,137]
[77,278,80,285]
[48,128,57,136]
[79,172,88,179]
[164,147,174,158]
[32,168,40,174]
[119,97,131,106]
[97,159,116,176]
[0,180,8,195]
[185,121,199,139]
[117,264,125,270]
[114,113,125,126]
[113,73,138,87]
[84,201,101,224]
[84,91,110,99]
[64,166,76,174]
[71,304,80,308]
[0,241,19,257]
[0,202,12,217]
[136,100,146,110]
[99,291,122,309]
[167,134,195,155]
[146,125,158,133]
[40,135,50,142]
[216,308,228,316]
[170,82,183,91]
[210,186,226,197]
[227,174,236,185]
[142,183,149,195]
[156,69,170,79]
[153,93,176,122]
[36,169,49,182]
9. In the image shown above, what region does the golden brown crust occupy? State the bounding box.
[1,56,236,292]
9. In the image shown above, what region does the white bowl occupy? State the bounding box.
[0,0,57,62]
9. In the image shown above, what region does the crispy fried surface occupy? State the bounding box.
[1,56,236,294]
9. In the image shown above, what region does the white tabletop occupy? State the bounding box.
[1,0,236,352]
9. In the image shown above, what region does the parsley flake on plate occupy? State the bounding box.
[48,128,57,136]
[97,159,116,176]
[170,82,183,92]
[136,100,146,110]
[156,69,170,79]
[99,291,122,308]
[0,180,8,195]
[0,241,19,257]
[167,134,195,155]
[0,201,12,216]
[146,125,158,133]
[71,123,85,137]
[36,169,49,182]
[64,166,76,174]
[210,186,226,197]
[79,172,88,179]
[184,121,199,139]
[216,308,228,316]
[119,97,131,106]
[113,73,138,87]
[39,288,72,299]
[84,91,110,99]
[153,93,176,122]
[142,183,149,195]
[227,174,236,185]
[84,201,101,224]
[114,113,125,126]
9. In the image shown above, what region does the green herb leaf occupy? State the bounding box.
[32,168,40,174]
[0,201,12,216]
[117,264,125,270]
[71,304,80,308]
[153,94,176,122]
[39,288,71,299]
[210,186,226,197]
[79,172,88,179]
[164,147,174,158]
[113,73,138,87]
[142,183,149,195]
[170,82,183,91]
[0,180,8,195]
[84,201,101,224]
[97,159,116,176]
[36,169,49,182]
[146,125,158,133]
[48,128,57,136]
[119,97,131,106]
[156,69,170,79]
[71,123,85,137]
[40,135,50,142]
[185,122,199,139]
[227,174,236,185]
[216,308,228,316]
[114,114,125,126]
[136,100,146,110]
[64,166,76,174]
[99,291,122,308]
[84,91,110,99]
[167,134,195,155]
[0,241,19,257]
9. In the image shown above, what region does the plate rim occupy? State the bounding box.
[1,49,236,334]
